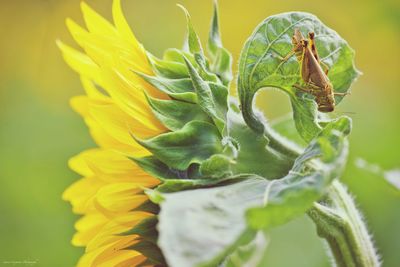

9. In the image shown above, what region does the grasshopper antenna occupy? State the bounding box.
[334,111,357,115]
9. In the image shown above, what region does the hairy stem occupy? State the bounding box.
[308,180,380,267]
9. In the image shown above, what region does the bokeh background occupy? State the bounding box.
[0,0,399,266]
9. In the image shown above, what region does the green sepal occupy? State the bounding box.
[147,53,189,79]
[134,200,160,214]
[135,121,223,170]
[138,260,166,267]
[131,156,196,180]
[128,239,167,266]
[177,4,205,59]
[208,82,229,120]
[145,93,211,131]
[194,52,220,83]
[134,71,197,103]
[207,0,233,85]
[163,48,191,64]
[162,48,220,83]
[183,57,227,133]
[144,188,165,204]
[123,216,158,243]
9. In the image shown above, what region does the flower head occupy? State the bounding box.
[58,0,166,265]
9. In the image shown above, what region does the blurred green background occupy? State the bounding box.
[0,0,399,266]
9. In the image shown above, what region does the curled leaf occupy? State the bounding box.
[238,12,359,141]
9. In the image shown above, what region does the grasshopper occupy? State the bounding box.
[281,29,346,112]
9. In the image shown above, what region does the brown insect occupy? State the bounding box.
[282,29,346,112]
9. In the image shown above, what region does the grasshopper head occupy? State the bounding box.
[300,39,309,48]
[292,29,305,56]
[293,28,304,43]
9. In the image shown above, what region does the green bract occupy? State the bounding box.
[126,2,374,267]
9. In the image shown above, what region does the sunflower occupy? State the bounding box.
[56,0,380,266]
[58,0,167,265]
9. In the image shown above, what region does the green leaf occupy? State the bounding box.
[226,99,297,179]
[146,94,211,131]
[156,175,245,193]
[223,231,269,267]
[246,116,351,230]
[184,56,227,133]
[199,154,233,178]
[157,117,350,267]
[237,12,360,141]
[207,0,233,85]
[158,177,266,267]
[269,113,305,146]
[136,121,223,170]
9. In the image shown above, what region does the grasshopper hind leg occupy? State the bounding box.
[293,84,312,94]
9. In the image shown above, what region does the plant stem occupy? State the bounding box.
[308,180,380,267]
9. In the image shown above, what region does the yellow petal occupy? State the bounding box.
[72,149,159,185]
[112,0,140,46]
[56,40,102,85]
[100,67,166,131]
[98,249,145,267]
[95,183,147,213]
[70,95,92,118]
[88,98,158,143]
[70,96,150,156]
[68,149,95,177]
[81,2,117,36]
[87,117,149,157]
[77,236,140,267]
[65,18,88,48]
[62,177,105,214]
[80,76,108,99]
[72,213,108,246]
[86,212,151,252]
